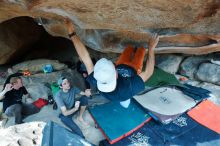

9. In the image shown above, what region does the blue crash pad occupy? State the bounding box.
[100,114,220,146]
[89,99,151,144]
[41,121,94,146]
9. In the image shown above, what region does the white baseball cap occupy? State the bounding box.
[94,58,117,92]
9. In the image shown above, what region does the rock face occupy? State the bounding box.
[179,56,210,79]
[0,0,220,64]
[11,59,68,74]
[196,63,220,85]
[0,122,45,146]
[156,54,184,74]
[1,0,219,32]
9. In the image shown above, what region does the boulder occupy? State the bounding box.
[179,56,209,79]
[0,0,219,61]
[12,59,68,74]
[26,83,51,101]
[21,68,86,91]
[156,54,184,74]
[196,63,220,85]
[0,122,45,146]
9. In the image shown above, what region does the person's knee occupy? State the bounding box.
[80,96,88,106]
[32,105,40,113]
[59,114,65,121]
[14,105,22,115]
[16,104,22,109]
[5,104,22,116]
[4,110,12,117]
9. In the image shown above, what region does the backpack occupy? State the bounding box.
[50,83,60,110]
[32,98,48,109]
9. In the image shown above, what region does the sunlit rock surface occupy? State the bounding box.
[0,0,220,64]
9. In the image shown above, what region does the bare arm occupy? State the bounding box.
[60,101,80,116]
[0,84,13,100]
[139,34,159,82]
[0,90,7,100]
[65,18,94,74]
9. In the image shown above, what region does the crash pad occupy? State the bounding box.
[100,114,220,146]
[188,100,220,134]
[177,84,211,101]
[89,99,151,144]
[134,87,196,115]
[150,113,220,146]
[41,121,94,146]
[99,122,165,146]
